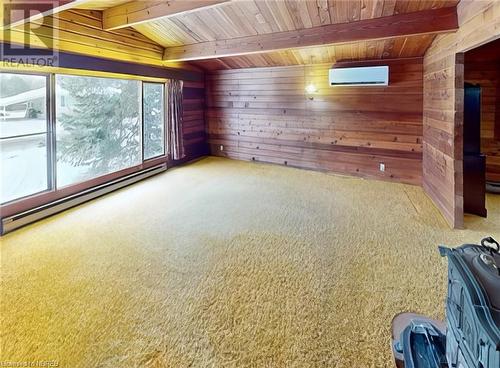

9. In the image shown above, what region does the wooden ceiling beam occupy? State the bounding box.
[102,0,230,31]
[1,0,89,29]
[163,6,458,62]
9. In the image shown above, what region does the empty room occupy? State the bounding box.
[1,1,499,367]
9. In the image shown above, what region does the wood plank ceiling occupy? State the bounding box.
[75,0,131,11]
[189,34,437,69]
[72,0,460,70]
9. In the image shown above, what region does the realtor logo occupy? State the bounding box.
[1,0,59,67]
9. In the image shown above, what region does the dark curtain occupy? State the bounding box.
[166,79,185,160]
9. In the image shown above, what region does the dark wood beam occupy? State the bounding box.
[103,0,230,31]
[163,6,458,62]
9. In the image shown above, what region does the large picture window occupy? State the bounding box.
[1,71,171,206]
[0,73,49,203]
[55,75,142,187]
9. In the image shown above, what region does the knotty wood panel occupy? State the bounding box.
[422,0,500,228]
[206,58,424,185]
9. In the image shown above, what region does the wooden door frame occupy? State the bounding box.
[454,52,465,228]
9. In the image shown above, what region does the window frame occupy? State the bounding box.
[54,73,145,189]
[0,71,54,204]
[0,70,170,208]
[142,81,166,161]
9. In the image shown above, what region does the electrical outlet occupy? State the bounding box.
[220,145,224,151]
[379,163,385,172]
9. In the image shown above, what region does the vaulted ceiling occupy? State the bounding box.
[83,0,459,70]
[7,0,461,71]
[189,34,437,69]
[131,0,458,46]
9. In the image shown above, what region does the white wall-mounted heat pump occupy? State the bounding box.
[329,66,389,86]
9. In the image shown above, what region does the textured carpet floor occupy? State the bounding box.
[1,157,499,368]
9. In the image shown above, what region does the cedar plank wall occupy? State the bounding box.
[206,59,423,185]
[182,81,209,163]
[423,0,500,228]
[464,60,500,182]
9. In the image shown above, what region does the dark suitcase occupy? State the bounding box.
[439,237,500,368]
[391,237,500,368]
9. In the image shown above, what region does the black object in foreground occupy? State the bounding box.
[391,237,500,368]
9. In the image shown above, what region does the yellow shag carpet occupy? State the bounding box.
[1,157,499,368]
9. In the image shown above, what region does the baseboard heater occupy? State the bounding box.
[1,164,167,235]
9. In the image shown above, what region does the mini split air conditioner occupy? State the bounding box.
[329,66,389,86]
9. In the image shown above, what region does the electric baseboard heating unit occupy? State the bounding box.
[329,66,389,86]
[0,164,166,235]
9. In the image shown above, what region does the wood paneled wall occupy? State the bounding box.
[422,52,463,228]
[422,0,500,228]
[181,81,209,163]
[206,58,423,185]
[465,61,500,182]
